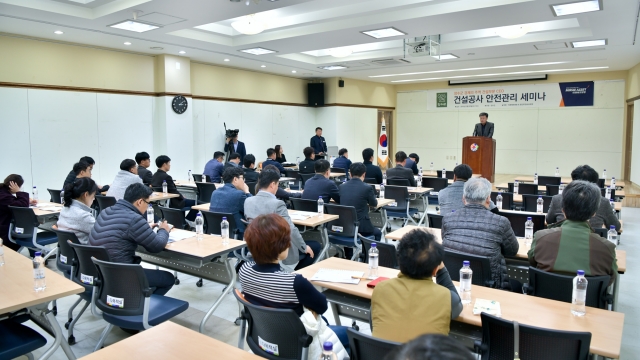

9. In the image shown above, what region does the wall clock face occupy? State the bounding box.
[172,95,188,114]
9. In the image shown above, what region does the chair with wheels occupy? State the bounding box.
[299,173,315,190]
[593,228,607,238]
[91,257,189,351]
[427,213,443,229]
[600,188,616,199]
[475,312,591,360]
[421,177,449,192]
[347,328,400,360]
[157,207,188,230]
[522,267,611,309]
[246,182,258,196]
[382,185,420,227]
[387,178,411,186]
[234,289,312,360]
[95,195,117,213]
[195,182,217,205]
[436,170,455,180]
[508,182,538,195]
[47,188,62,204]
[490,192,514,211]
[324,203,374,261]
[546,185,560,196]
[7,206,57,259]
[200,210,246,286]
[360,237,398,268]
[192,174,203,182]
[444,250,495,288]
[0,319,47,360]
[290,198,319,213]
[597,178,605,188]
[522,194,553,213]
[285,169,301,190]
[537,176,561,186]
[363,178,378,184]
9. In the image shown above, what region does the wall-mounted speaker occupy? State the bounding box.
[338,80,344,88]
[308,83,325,107]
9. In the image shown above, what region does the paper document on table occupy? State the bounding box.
[289,212,317,221]
[168,231,194,243]
[472,298,501,317]
[39,206,63,212]
[310,268,365,285]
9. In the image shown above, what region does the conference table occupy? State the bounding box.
[81,321,261,360]
[494,184,626,205]
[0,248,84,360]
[135,229,245,333]
[296,257,624,359]
[374,184,433,227]
[30,202,64,217]
[514,176,625,188]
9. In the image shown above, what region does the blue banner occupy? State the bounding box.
[559,81,594,107]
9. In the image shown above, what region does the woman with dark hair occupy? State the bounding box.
[0,174,37,252]
[106,159,143,200]
[238,214,349,358]
[57,178,98,244]
[274,145,287,164]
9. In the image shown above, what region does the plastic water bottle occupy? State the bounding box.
[221,217,229,246]
[460,261,472,305]
[195,213,204,241]
[33,252,46,292]
[610,199,615,213]
[147,205,154,224]
[296,156,300,166]
[320,342,338,360]
[496,192,503,210]
[430,162,434,173]
[602,169,607,180]
[555,167,560,177]
[32,186,38,201]
[533,173,538,185]
[417,175,422,187]
[367,243,379,279]
[536,196,544,214]
[607,226,617,246]
[0,240,5,266]
[220,177,224,185]
[610,177,616,189]
[441,168,446,179]
[524,217,533,247]
[379,184,385,199]
[571,270,588,317]
[513,180,519,194]
[286,180,291,191]
[162,180,168,194]
[605,187,611,200]
[419,166,423,177]
[559,183,565,194]
[188,170,192,183]
[317,196,324,214]
[382,173,387,185]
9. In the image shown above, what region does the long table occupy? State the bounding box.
[514,176,625,188]
[495,183,626,200]
[296,257,624,359]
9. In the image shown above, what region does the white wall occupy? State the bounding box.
[396,80,625,178]
[316,106,378,160]
[631,99,640,185]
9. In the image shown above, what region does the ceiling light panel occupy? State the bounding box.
[240,47,276,55]
[361,27,406,39]
[572,39,607,47]
[319,65,347,70]
[432,54,459,60]
[109,20,160,33]
[552,0,601,16]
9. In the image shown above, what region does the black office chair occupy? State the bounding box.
[522,195,553,213]
[290,198,319,213]
[546,184,560,196]
[325,204,374,261]
[523,267,611,309]
[444,250,495,288]
[360,237,398,268]
[95,195,117,212]
[347,328,400,360]
[246,182,258,196]
[285,169,301,190]
[48,188,62,204]
[537,176,561,186]
[600,188,616,199]
[195,182,217,205]
[234,289,312,360]
[427,213,444,229]
[596,178,605,188]
[508,182,538,195]
[299,173,315,190]
[192,174,203,182]
[7,206,57,259]
[490,191,514,211]
[436,170,455,180]
[593,228,608,238]
[499,212,545,238]
[387,178,411,186]
[201,210,241,236]
[157,207,188,230]
[421,177,449,191]
[382,185,420,227]
[330,167,346,174]
[0,319,47,360]
[364,178,378,184]
[475,313,591,360]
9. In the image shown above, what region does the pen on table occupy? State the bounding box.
[351,276,371,280]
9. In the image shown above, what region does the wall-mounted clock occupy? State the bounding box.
[172,95,188,114]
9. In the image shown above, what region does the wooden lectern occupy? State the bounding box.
[462,136,496,183]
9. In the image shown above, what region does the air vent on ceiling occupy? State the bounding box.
[534,42,568,50]
[371,58,411,66]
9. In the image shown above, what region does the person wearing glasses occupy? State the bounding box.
[209,167,252,237]
[89,183,174,295]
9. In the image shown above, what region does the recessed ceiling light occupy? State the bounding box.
[572,39,607,48]
[329,48,353,58]
[369,62,569,78]
[552,0,601,16]
[179,51,186,54]
[432,54,459,60]
[109,20,160,33]
[124,42,132,45]
[319,65,347,70]
[240,47,276,55]
[292,70,297,73]
[495,25,530,39]
[231,15,266,35]
[361,27,406,39]
[261,65,266,68]
[54,30,64,35]
[224,58,230,62]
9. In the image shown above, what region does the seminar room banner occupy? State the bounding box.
[428,81,594,110]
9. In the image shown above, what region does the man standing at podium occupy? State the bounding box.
[473,112,494,138]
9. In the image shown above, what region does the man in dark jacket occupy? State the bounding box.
[209,167,252,235]
[224,135,247,163]
[310,127,327,160]
[63,156,109,192]
[299,147,316,174]
[301,160,340,204]
[332,148,352,179]
[405,153,420,175]
[224,152,242,170]
[473,112,494,138]
[135,151,153,185]
[386,151,416,187]
[441,177,518,289]
[243,154,259,183]
[151,155,197,221]
[362,148,383,184]
[263,148,286,174]
[340,163,380,241]
[89,183,174,295]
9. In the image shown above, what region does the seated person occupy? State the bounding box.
[301,160,340,204]
[224,152,241,170]
[340,163,381,241]
[203,151,225,183]
[263,148,286,174]
[135,151,153,185]
[386,334,475,360]
[58,178,98,244]
[151,155,197,221]
[209,167,252,236]
[238,214,350,355]
[63,156,109,192]
[546,165,621,232]
[0,174,37,252]
[386,151,416,187]
[263,165,301,201]
[438,164,496,215]
[244,170,320,269]
[362,147,383,184]
[274,145,287,164]
[405,153,420,175]
[332,148,352,178]
[89,183,174,295]
[298,147,316,174]
[372,229,462,342]
[441,178,519,289]
[529,180,617,285]
[107,159,143,200]
[243,154,259,183]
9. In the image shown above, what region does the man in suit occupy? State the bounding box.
[341,163,381,241]
[203,151,225,183]
[310,127,327,159]
[135,152,154,185]
[302,160,340,204]
[262,148,286,174]
[243,154,259,183]
[473,112,494,138]
[209,167,252,236]
[224,152,241,170]
[299,147,316,174]
[405,153,420,175]
[362,148,383,184]
[151,155,197,220]
[332,148,352,179]
[386,151,416,187]
[224,134,246,163]
[244,169,321,270]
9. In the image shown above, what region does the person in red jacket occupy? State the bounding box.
[0,174,37,252]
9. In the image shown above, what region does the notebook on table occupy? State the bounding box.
[310,268,365,285]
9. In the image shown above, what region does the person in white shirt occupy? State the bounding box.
[107,159,143,200]
[58,177,98,244]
